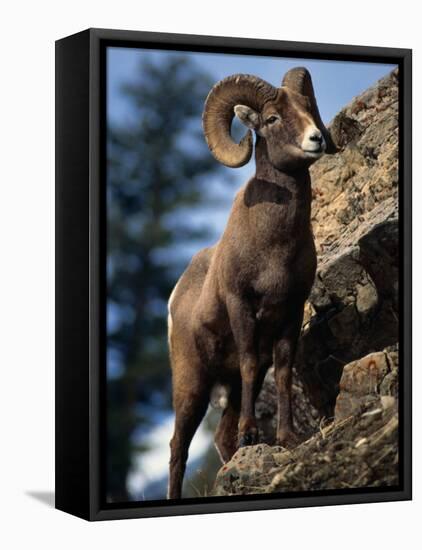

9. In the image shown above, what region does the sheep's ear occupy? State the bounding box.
[234,105,260,130]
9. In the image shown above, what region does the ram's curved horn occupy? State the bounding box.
[282,67,337,154]
[202,74,278,167]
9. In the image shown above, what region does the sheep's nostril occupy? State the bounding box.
[309,132,323,143]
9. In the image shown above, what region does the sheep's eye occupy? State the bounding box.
[266,115,279,125]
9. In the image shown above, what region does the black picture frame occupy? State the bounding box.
[55,27,412,521]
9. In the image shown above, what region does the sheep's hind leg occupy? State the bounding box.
[168,376,209,499]
[214,392,240,463]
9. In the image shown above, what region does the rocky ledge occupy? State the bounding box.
[214,347,399,496]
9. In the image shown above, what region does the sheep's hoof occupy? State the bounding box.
[275,431,300,449]
[238,431,258,447]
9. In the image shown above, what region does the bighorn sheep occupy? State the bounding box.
[167,68,336,499]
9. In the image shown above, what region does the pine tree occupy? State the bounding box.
[106,54,230,501]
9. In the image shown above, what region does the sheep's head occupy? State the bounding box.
[203,68,337,171]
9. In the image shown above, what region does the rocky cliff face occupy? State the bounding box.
[213,68,399,496]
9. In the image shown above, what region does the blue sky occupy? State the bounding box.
[108,47,396,127]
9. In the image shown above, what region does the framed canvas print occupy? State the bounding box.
[55,28,412,521]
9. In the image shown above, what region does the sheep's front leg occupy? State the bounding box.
[273,312,303,448]
[226,294,259,447]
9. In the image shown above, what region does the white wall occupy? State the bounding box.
[0,1,419,548]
